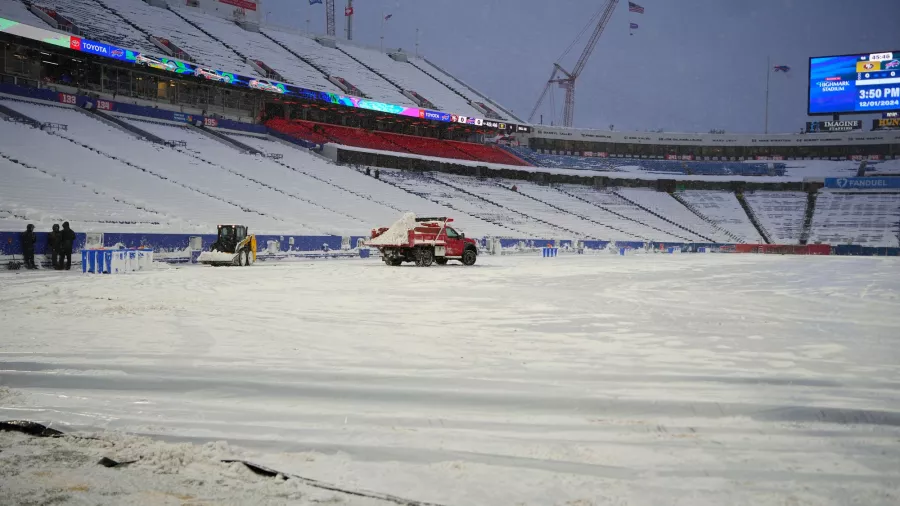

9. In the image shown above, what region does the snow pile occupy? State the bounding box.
[0,431,383,506]
[366,212,417,246]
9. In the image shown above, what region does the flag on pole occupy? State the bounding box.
[384,14,393,21]
[309,0,322,4]
[345,6,353,16]
[773,65,791,72]
[628,2,645,14]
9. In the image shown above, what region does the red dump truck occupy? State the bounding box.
[368,214,478,267]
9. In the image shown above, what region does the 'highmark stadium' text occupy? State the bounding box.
[819,80,849,92]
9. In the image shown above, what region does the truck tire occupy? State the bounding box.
[244,250,252,266]
[416,247,434,267]
[462,249,477,266]
[237,250,247,266]
[435,258,448,265]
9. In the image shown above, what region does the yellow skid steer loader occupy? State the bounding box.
[198,225,257,266]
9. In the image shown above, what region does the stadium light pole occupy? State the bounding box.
[764,55,770,134]
[346,0,353,40]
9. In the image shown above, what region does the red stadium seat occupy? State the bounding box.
[267,119,531,166]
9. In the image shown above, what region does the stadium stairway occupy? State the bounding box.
[406,60,487,116]
[419,57,522,122]
[82,108,168,144]
[735,192,772,244]
[335,47,419,105]
[612,190,715,242]
[227,134,516,237]
[376,171,534,237]
[224,133,410,215]
[165,6,261,79]
[46,125,290,225]
[91,0,159,46]
[259,32,343,92]
[0,151,166,228]
[0,102,41,128]
[121,119,370,232]
[554,187,692,242]
[426,176,579,238]
[669,192,741,243]
[799,191,818,245]
[168,142,366,225]
[262,155,406,215]
[499,182,655,241]
[193,124,263,154]
[214,132,418,221]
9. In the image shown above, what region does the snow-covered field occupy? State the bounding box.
[1,254,899,505]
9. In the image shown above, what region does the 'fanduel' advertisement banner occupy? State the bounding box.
[824,177,900,189]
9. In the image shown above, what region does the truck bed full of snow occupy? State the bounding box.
[1,255,898,505]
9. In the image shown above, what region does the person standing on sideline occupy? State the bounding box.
[20,224,36,269]
[60,221,76,270]
[47,224,61,270]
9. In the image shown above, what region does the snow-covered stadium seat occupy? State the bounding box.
[263,28,414,107]
[124,118,406,232]
[810,191,900,247]
[563,186,697,242]
[32,0,158,54]
[0,105,251,232]
[100,0,259,77]
[0,0,44,25]
[430,174,610,239]
[616,188,727,243]
[171,6,340,93]
[379,171,559,238]
[677,190,764,243]
[1,99,330,234]
[232,135,512,238]
[0,141,165,232]
[744,191,808,244]
[409,59,517,121]
[506,146,786,177]
[339,44,483,118]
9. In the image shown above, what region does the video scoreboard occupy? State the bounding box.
[809,51,900,115]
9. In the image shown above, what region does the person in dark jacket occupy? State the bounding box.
[47,224,61,270]
[60,221,76,270]
[20,224,36,269]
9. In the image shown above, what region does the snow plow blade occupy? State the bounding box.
[197,251,240,266]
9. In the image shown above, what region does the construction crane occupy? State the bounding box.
[325,0,336,37]
[528,0,620,127]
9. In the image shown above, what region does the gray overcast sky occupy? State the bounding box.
[262,0,898,133]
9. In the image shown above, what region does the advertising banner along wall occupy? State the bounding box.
[824,177,900,189]
[806,120,863,133]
